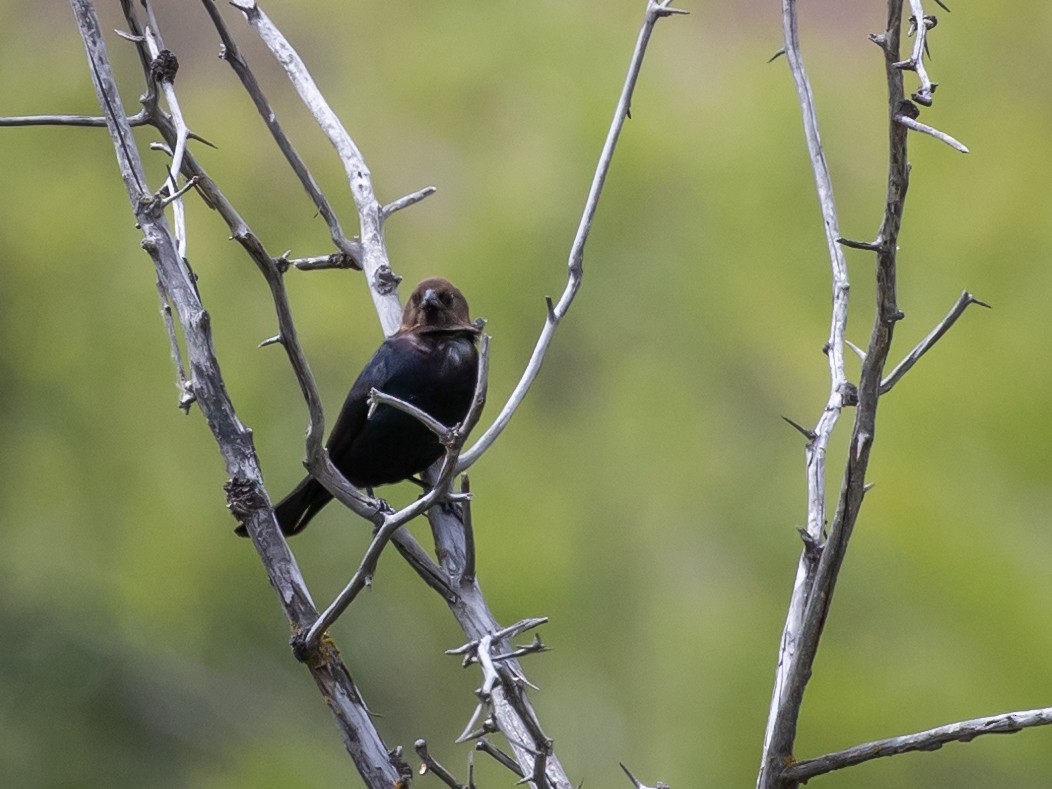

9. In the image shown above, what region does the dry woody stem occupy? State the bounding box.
[759,4,992,788]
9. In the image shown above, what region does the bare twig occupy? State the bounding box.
[367,388,456,443]
[0,111,150,127]
[476,739,525,778]
[383,186,438,218]
[456,0,688,472]
[895,113,969,153]
[783,707,1052,783]
[289,252,359,270]
[228,0,403,333]
[415,739,467,789]
[880,291,988,393]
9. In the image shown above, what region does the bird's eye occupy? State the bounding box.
[440,292,453,306]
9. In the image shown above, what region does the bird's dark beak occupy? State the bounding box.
[421,288,441,311]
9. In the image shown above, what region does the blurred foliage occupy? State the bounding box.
[1,1,1051,787]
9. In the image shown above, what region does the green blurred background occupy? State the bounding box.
[2,1,1050,786]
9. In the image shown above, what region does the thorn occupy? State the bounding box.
[620,763,643,788]
[854,430,872,461]
[845,340,866,361]
[782,416,817,442]
[653,1,689,17]
[545,296,557,322]
[836,236,882,251]
[113,28,145,43]
[768,48,786,63]
[798,527,824,558]
[965,292,992,309]
[258,334,283,348]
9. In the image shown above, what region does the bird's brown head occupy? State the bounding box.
[399,277,477,334]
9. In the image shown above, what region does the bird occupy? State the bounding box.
[239,277,481,537]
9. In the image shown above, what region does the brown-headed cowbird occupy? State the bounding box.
[240,277,480,537]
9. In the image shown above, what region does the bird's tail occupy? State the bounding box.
[234,476,332,537]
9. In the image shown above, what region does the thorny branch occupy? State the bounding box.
[455,0,688,472]
[447,619,557,787]
[896,0,937,106]
[65,2,408,786]
[759,4,984,788]
[113,2,448,595]
[224,0,682,784]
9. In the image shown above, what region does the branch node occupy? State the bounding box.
[838,381,859,407]
[150,49,179,83]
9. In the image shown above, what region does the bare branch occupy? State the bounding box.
[199,0,363,267]
[456,0,686,472]
[289,252,360,270]
[784,707,1052,783]
[895,113,969,153]
[880,291,989,393]
[0,111,149,127]
[765,2,918,784]
[367,388,454,442]
[229,0,403,333]
[383,185,438,218]
[68,2,404,784]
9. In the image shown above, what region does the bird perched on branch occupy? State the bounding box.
[240,277,480,537]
